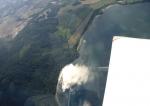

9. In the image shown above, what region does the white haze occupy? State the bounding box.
[58,64,95,92]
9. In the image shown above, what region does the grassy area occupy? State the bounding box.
[56,4,92,39]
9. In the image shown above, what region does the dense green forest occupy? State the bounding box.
[0,2,79,106]
[0,4,78,93]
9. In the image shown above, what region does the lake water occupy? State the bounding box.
[78,2,150,67]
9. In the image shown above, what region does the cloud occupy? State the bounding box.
[58,64,95,92]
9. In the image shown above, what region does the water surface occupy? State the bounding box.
[77,2,150,67]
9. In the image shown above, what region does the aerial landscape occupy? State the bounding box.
[0,0,150,106]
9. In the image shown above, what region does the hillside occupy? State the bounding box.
[0,0,78,106]
[0,0,51,39]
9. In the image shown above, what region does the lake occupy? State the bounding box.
[78,2,150,67]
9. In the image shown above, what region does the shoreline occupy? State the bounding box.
[70,0,149,49]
